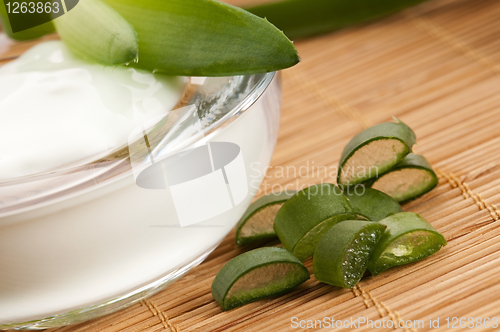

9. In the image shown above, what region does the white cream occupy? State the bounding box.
[0,41,279,326]
[0,41,183,179]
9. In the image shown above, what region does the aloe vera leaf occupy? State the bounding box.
[344,187,402,221]
[367,212,446,275]
[53,0,138,65]
[313,220,386,288]
[337,119,416,187]
[370,154,438,203]
[102,0,299,76]
[211,247,309,310]
[0,1,55,41]
[273,183,358,261]
[235,191,296,246]
[246,0,428,39]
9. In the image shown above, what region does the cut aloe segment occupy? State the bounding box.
[337,119,416,187]
[274,183,357,261]
[370,154,438,203]
[53,0,138,65]
[235,191,296,246]
[103,0,299,76]
[344,187,402,221]
[246,0,428,39]
[368,212,446,275]
[211,247,309,310]
[313,220,386,288]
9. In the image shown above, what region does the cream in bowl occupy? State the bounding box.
[0,40,281,329]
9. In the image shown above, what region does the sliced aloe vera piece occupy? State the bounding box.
[344,187,402,221]
[235,191,296,246]
[368,212,446,275]
[211,247,309,310]
[246,0,428,39]
[370,154,438,203]
[273,184,357,261]
[337,119,416,187]
[313,220,386,288]
[53,0,138,65]
[102,0,299,76]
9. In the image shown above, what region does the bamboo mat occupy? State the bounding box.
[3,0,500,330]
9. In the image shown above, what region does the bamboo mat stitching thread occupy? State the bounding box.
[87,3,500,330]
[436,169,500,220]
[5,1,500,329]
[288,60,417,330]
[295,9,500,319]
[380,301,412,332]
[353,285,415,332]
[347,129,500,331]
[142,300,180,332]
[394,310,417,332]
[351,285,371,308]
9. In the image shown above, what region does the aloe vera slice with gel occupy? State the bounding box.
[211,247,309,310]
[344,187,402,221]
[370,154,438,203]
[274,183,358,261]
[337,119,416,187]
[235,191,296,246]
[313,220,386,288]
[368,212,446,275]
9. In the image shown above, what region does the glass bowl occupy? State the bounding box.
[0,69,281,329]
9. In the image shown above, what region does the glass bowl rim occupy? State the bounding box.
[0,72,276,219]
[0,71,276,184]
